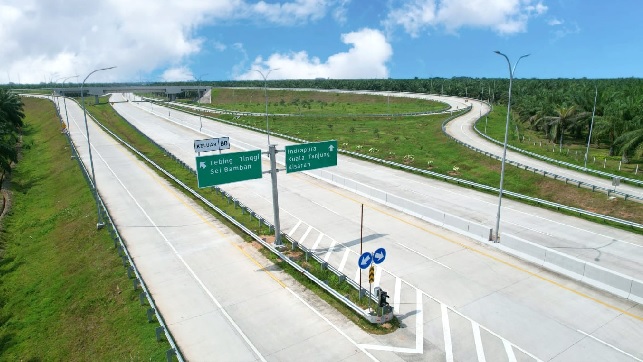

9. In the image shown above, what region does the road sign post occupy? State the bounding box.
[285,140,337,173]
[196,150,262,187]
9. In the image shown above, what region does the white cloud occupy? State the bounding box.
[0,0,340,83]
[212,41,227,52]
[548,18,563,26]
[161,66,194,81]
[384,0,548,37]
[235,28,392,80]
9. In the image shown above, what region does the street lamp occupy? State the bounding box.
[493,51,529,242]
[81,66,116,229]
[60,75,78,135]
[254,68,280,146]
[195,73,209,131]
[584,86,598,169]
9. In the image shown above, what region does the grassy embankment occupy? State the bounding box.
[0,97,167,360]
[180,89,643,226]
[481,106,643,179]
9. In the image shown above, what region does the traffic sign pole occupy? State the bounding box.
[269,144,282,246]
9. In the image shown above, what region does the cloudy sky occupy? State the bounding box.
[1,0,641,83]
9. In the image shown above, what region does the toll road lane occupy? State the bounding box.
[58,96,383,362]
[107,94,643,361]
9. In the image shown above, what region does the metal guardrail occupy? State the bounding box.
[471,102,643,188]
[161,99,643,230]
[447,122,642,202]
[93,100,383,320]
[46,96,184,362]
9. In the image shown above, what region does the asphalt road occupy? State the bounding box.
[99,93,643,361]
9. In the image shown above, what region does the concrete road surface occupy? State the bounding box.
[56,96,385,361]
[94,93,643,361]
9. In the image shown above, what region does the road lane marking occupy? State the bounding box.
[338,249,350,272]
[311,233,324,251]
[288,220,302,236]
[304,177,643,322]
[324,240,337,262]
[577,329,643,362]
[397,242,452,270]
[79,132,267,361]
[503,339,517,362]
[299,225,313,244]
[416,288,423,352]
[358,288,424,354]
[441,303,454,362]
[471,321,486,362]
[286,288,379,361]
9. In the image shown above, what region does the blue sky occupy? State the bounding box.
[1,0,641,83]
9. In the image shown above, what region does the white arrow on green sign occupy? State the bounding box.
[196,150,262,187]
[285,140,338,173]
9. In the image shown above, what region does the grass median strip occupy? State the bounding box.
[85,99,398,334]
[0,97,167,360]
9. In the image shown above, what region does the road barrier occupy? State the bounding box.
[497,234,643,304]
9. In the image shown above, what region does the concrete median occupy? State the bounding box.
[582,263,633,299]
[629,279,643,304]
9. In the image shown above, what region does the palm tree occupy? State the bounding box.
[613,127,643,163]
[0,89,25,173]
[533,105,585,151]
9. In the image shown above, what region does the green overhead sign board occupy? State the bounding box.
[196,150,262,187]
[285,140,338,173]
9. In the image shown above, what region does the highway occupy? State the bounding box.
[56,96,385,361]
[93,93,643,361]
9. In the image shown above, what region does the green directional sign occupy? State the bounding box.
[196,150,262,187]
[285,140,338,173]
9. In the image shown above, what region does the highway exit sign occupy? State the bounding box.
[196,150,262,187]
[285,140,338,173]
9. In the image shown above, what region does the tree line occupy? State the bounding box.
[0,89,25,174]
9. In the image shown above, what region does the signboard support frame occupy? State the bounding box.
[269,144,282,246]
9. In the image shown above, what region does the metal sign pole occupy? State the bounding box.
[359,204,364,300]
[269,144,282,245]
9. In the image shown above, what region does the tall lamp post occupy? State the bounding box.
[60,75,78,134]
[254,68,282,245]
[81,66,116,229]
[493,51,529,242]
[254,68,280,146]
[584,86,598,168]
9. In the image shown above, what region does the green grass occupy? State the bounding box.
[184,88,446,115]
[481,107,643,179]
[170,92,643,226]
[0,98,167,360]
[83,99,399,334]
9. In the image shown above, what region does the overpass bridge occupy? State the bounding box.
[53,85,211,104]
